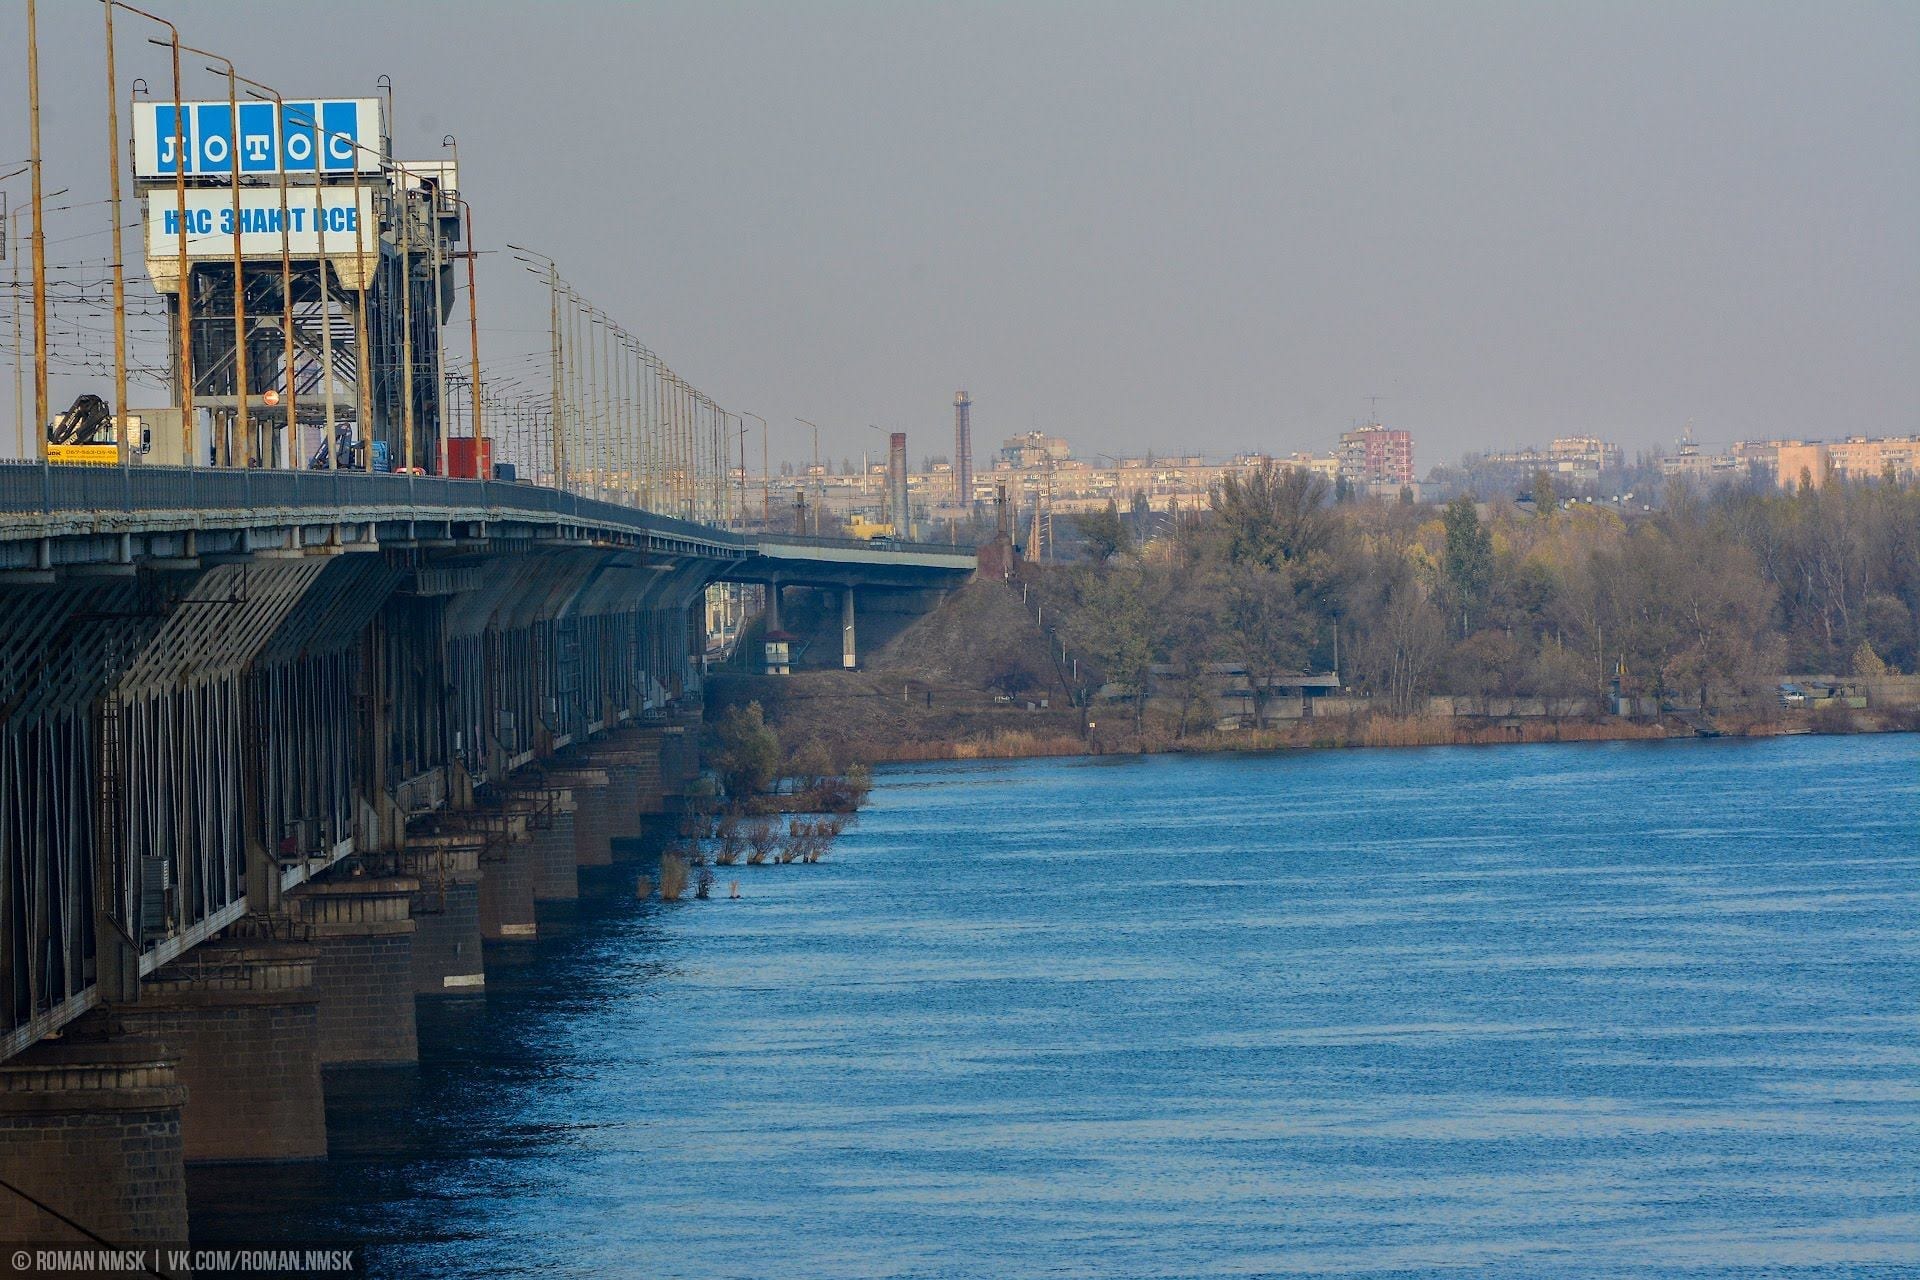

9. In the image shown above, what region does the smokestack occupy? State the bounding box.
[888,431,909,539]
[953,390,973,511]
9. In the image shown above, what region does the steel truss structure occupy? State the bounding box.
[0,488,742,1059]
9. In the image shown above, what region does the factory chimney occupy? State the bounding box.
[953,390,973,512]
[888,431,910,540]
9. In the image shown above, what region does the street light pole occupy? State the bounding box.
[743,411,767,527]
[796,417,819,534]
[445,137,484,477]
[178,44,244,465]
[26,0,48,458]
[234,75,295,468]
[101,1,130,464]
[134,18,193,463]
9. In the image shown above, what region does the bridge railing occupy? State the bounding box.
[753,530,975,557]
[0,462,744,549]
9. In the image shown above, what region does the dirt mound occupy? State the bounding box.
[871,579,1059,694]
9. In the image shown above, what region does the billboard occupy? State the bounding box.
[132,99,383,178]
[144,186,378,260]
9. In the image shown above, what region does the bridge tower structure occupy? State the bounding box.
[134,98,461,475]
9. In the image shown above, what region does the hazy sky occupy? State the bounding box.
[6,0,1916,468]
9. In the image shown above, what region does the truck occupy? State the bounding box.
[46,394,149,465]
[843,515,895,541]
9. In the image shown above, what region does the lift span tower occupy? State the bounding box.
[133,95,463,472]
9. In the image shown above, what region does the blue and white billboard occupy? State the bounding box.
[133,99,383,178]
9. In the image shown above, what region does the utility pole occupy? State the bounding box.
[398,174,416,473]
[236,77,294,468]
[102,2,130,464]
[735,413,748,529]
[743,411,766,527]
[796,418,819,534]
[27,0,49,458]
[8,200,23,459]
[178,46,243,465]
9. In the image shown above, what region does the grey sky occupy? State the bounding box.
[6,0,1916,469]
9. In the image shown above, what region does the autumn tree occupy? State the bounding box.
[708,700,780,798]
[1075,499,1132,563]
[1442,495,1494,636]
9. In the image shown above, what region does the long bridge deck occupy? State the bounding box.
[0,462,972,1062]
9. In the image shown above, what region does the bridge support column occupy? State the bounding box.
[765,581,782,634]
[476,816,538,943]
[0,1035,189,1247]
[841,586,857,669]
[398,835,488,994]
[113,939,327,1163]
[545,768,613,866]
[502,788,578,901]
[288,878,420,1066]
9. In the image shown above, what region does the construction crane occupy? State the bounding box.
[47,394,146,464]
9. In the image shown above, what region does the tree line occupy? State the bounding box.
[1038,467,1920,727]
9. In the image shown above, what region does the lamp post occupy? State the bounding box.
[233,73,296,468]
[511,246,567,492]
[99,1,130,463]
[26,0,47,458]
[742,411,767,527]
[444,136,485,477]
[175,43,244,465]
[125,9,192,462]
[1,169,30,454]
[795,417,819,533]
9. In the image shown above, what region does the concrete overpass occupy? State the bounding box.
[0,461,971,1245]
[720,531,976,668]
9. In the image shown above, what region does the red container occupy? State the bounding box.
[439,437,494,479]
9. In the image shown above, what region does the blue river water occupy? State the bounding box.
[189,734,1920,1278]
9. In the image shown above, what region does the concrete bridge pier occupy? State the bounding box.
[842,586,857,669]
[0,1033,190,1249]
[544,768,613,867]
[287,878,421,1067]
[765,579,783,634]
[501,787,579,902]
[112,938,328,1163]
[474,813,538,944]
[398,835,488,995]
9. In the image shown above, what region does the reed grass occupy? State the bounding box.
[658,854,689,902]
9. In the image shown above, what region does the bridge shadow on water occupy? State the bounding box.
[185,845,670,1256]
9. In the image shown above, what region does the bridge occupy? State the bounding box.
[0,461,971,1244]
[1,8,988,1244]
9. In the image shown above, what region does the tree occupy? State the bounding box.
[1852,640,1889,677]
[1354,580,1448,715]
[1129,490,1152,540]
[1209,464,1334,571]
[1532,470,1557,516]
[1217,564,1314,727]
[786,738,836,795]
[985,643,1044,698]
[1442,495,1494,635]
[1074,499,1132,563]
[708,700,780,798]
[1447,629,1524,710]
[1064,563,1156,731]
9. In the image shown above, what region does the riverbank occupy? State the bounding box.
[709,669,1917,766]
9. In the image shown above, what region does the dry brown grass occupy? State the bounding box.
[658,854,689,902]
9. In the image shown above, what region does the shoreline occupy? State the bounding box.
[846,711,1915,766]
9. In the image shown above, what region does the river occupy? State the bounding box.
[189,734,1920,1278]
